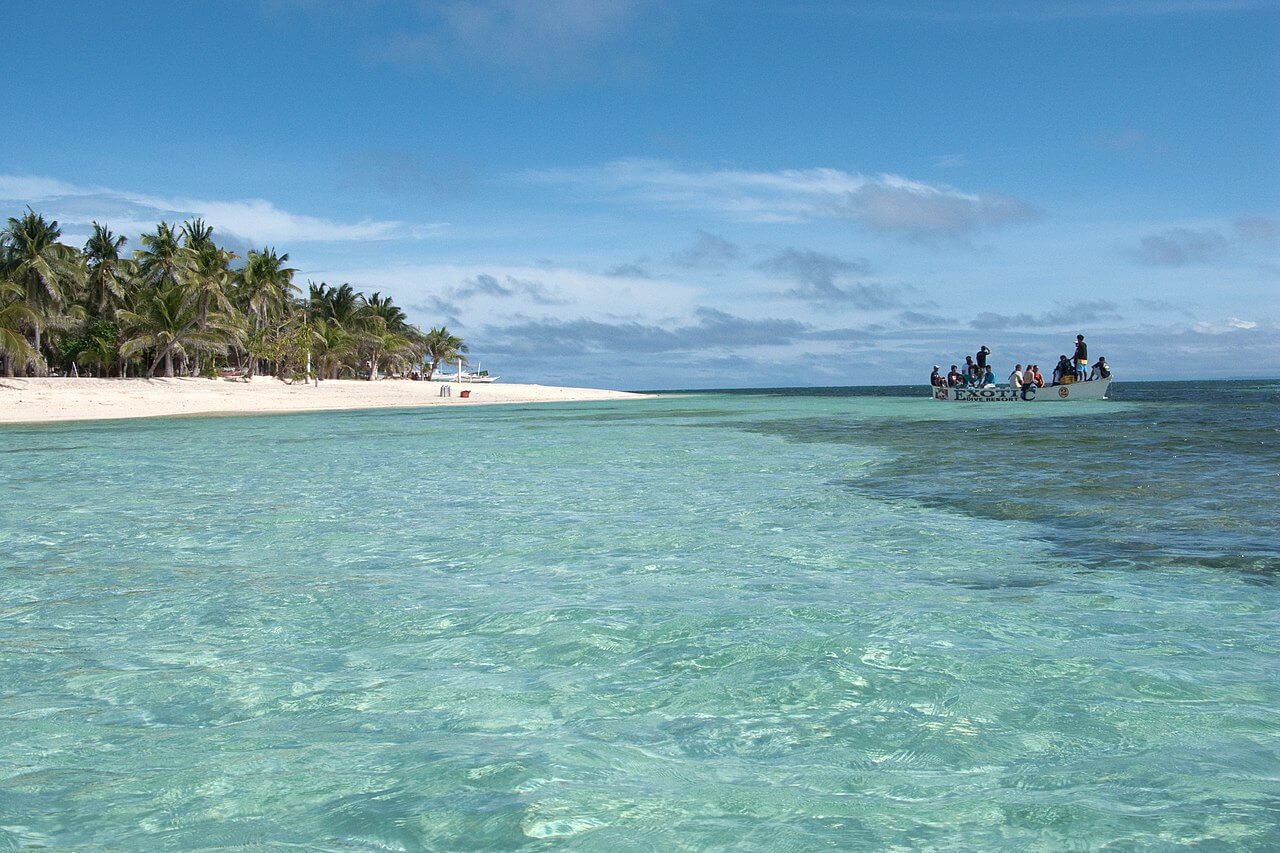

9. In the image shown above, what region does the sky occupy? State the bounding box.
[2,0,1277,388]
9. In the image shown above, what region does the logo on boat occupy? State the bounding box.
[950,387,1028,402]
[1059,387,1069,398]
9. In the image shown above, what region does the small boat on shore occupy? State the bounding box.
[433,360,500,383]
[932,377,1112,402]
[434,370,499,383]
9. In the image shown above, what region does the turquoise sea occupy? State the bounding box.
[2,380,1278,849]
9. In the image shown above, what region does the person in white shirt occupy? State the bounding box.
[1009,364,1024,388]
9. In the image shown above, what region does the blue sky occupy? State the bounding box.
[2,0,1277,387]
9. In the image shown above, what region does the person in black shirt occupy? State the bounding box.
[1090,357,1110,380]
[1073,335,1088,380]
[930,366,944,387]
[976,345,990,371]
[1052,355,1072,385]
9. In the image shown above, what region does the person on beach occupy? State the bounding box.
[1009,363,1024,388]
[1073,335,1088,380]
[1090,357,1111,380]
[931,366,944,387]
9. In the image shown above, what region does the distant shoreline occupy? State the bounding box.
[0,376,649,425]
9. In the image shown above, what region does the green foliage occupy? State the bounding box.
[1,209,461,380]
[58,319,119,375]
[424,326,468,379]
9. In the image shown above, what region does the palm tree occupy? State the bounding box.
[1,209,83,374]
[181,219,239,374]
[2,205,460,384]
[423,326,467,380]
[117,282,237,378]
[0,276,38,377]
[310,282,364,331]
[83,222,131,316]
[361,315,416,380]
[239,248,297,333]
[360,291,409,331]
[182,219,236,322]
[135,221,190,290]
[356,292,418,380]
[309,316,354,379]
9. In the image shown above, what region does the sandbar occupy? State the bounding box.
[0,376,648,425]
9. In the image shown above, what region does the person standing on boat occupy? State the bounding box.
[976,345,990,373]
[1073,335,1088,380]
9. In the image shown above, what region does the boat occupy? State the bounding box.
[931,376,1112,402]
[432,359,500,383]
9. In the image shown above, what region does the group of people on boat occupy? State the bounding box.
[930,335,1110,390]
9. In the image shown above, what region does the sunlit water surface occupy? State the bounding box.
[2,381,1278,849]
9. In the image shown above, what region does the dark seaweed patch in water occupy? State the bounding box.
[730,381,1280,579]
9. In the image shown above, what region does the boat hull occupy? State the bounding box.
[931,377,1111,402]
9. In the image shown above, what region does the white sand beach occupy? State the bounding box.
[0,377,648,425]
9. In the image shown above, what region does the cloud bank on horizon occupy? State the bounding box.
[1,0,1276,387]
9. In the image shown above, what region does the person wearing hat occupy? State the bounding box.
[930,365,944,387]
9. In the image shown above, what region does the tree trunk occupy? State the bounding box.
[32,323,45,377]
[148,343,174,379]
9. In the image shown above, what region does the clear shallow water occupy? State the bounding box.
[1,381,1278,849]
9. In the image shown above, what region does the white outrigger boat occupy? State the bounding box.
[433,359,500,383]
[931,376,1112,403]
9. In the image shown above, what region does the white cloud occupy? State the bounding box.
[0,175,85,200]
[1194,317,1260,333]
[0,173,436,244]
[522,158,1036,240]
[305,261,699,329]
